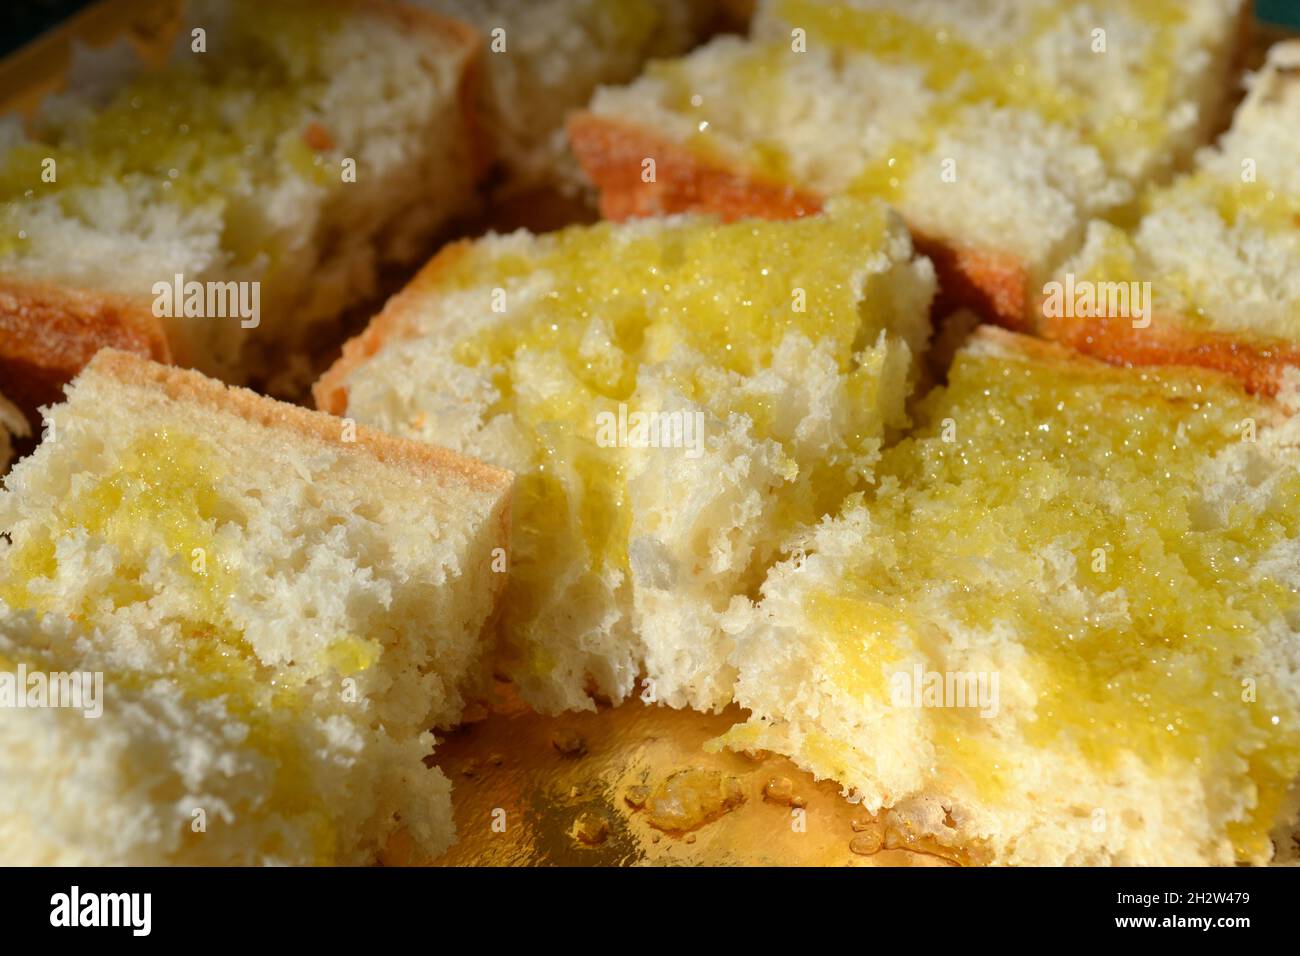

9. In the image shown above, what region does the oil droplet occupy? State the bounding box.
[763,776,795,805]
[849,824,884,856]
[644,768,744,833]
[551,729,587,756]
[884,826,911,850]
[879,821,967,863]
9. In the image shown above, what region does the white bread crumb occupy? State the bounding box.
[321,198,934,713]
[0,351,512,864]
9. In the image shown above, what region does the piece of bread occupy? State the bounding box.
[0,0,482,400]
[0,279,171,420]
[721,326,1300,865]
[317,197,935,714]
[0,349,512,865]
[418,0,725,198]
[1044,39,1300,394]
[0,389,27,472]
[570,0,1251,327]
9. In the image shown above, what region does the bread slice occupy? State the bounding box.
[0,390,27,472]
[1044,39,1300,394]
[722,326,1300,865]
[418,0,725,198]
[0,349,512,864]
[317,197,935,713]
[0,0,481,399]
[0,279,172,420]
[570,0,1251,327]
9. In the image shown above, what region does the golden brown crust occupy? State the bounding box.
[0,278,170,419]
[970,323,1284,407]
[567,112,1030,328]
[0,1,483,421]
[87,348,513,497]
[1041,311,1300,398]
[567,111,821,222]
[910,233,1031,332]
[313,242,475,415]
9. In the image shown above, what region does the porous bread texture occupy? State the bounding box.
[317,198,935,714]
[0,351,512,864]
[582,34,1119,294]
[0,609,454,866]
[750,0,1249,187]
[723,327,1300,865]
[1057,40,1300,350]
[576,0,1248,321]
[420,0,720,196]
[2,350,513,728]
[0,390,26,472]
[0,0,480,389]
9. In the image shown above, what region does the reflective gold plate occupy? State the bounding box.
[388,684,954,867]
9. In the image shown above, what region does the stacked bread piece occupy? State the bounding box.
[0,0,482,399]
[571,0,1250,325]
[724,327,1300,865]
[0,0,731,866]
[0,0,727,413]
[560,9,1300,863]
[1045,39,1300,394]
[317,198,936,713]
[4,0,1299,870]
[0,351,512,864]
[308,3,1300,863]
[418,0,728,196]
[0,282,171,419]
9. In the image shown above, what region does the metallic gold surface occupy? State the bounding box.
[404,684,953,867]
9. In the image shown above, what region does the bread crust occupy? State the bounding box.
[90,347,513,499]
[974,320,1291,420]
[0,0,483,413]
[100,338,516,599]
[1041,311,1300,397]
[567,111,1030,327]
[567,111,821,221]
[0,278,170,418]
[313,242,475,416]
[910,232,1032,333]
